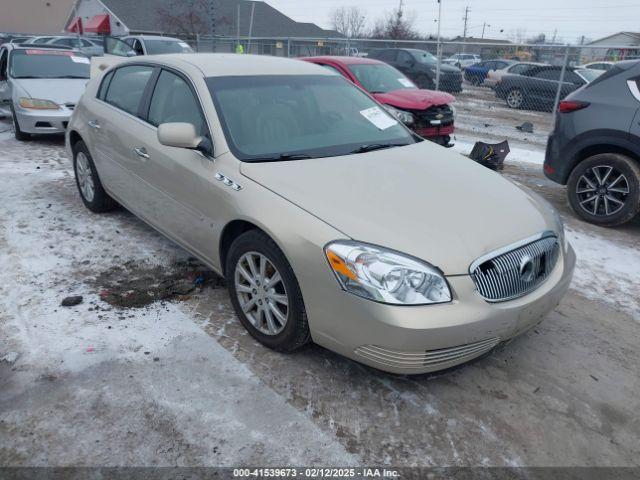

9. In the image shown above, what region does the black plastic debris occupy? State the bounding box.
[469,140,510,171]
[61,295,83,307]
[516,121,534,133]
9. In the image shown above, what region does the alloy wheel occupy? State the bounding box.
[576,165,630,217]
[234,251,289,336]
[507,89,523,108]
[75,152,95,202]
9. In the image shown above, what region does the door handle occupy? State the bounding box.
[87,120,101,129]
[134,147,149,159]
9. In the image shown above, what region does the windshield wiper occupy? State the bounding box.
[51,75,89,79]
[250,153,313,162]
[350,143,409,154]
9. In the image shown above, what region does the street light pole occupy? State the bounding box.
[435,0,442,91]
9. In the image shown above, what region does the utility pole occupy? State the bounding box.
[481,22,490,39]
[208,0,216,52]
[435,0,442,91]
[462,6,469,52]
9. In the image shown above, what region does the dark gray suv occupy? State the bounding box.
[544,60,640,226]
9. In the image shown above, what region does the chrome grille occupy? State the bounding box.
[470,232,560,302]
[355,337,501,370]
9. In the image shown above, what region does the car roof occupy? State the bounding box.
[303,55,384,66]
[9,44,83,54]
[120,53,334,77]
[125,35,184,41]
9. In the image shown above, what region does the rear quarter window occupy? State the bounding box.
[104,65,154,117]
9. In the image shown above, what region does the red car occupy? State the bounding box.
[302,56,456,146]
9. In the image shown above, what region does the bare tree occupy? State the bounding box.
[329,6,367,38]
[369,7,419,40]
[157,0,209,36]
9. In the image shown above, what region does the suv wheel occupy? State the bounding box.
[226,230,311,352]
[567,154,640,226]
[506,88,524,109]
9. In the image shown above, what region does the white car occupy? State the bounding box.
[122,35,193,55]
[578,61,615,72]
[443,53,482,69]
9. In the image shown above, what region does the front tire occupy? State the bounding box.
[567,154,640,227]
[72,140,116,213]
[10,105,30,141]
[226,230,311,352]
[506,88,525,109]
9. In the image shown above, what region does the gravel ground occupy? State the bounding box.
[1,112,639,468]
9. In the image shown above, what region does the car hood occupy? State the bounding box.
[436,63,461,72]
[240,142,556,275]
[374,89,455,110]
[14,78,88,105]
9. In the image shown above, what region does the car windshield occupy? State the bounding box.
[348,63,416,93]
[9,49,90,79]
[412,50,438,64]
[206,75,415,162]
[576,68,603,83]
[144,39,193,54]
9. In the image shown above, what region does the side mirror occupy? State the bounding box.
[158,122,212,156]
[158,122,202,149]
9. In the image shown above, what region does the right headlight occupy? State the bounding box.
[324,241,452,305]
[18,97,60,110]
[382,105,415,125]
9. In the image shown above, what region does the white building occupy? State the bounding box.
[582,32,640,62]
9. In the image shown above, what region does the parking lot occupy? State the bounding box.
[1,98,639,470]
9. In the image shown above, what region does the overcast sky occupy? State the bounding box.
[265,0,640,44]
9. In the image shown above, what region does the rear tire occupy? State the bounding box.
[10,105,30,141]
[72,140,117,213]
[567,154,640,227]
[506,88,525,109]
[226,230,311,352]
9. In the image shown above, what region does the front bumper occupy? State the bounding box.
[310,243,576,374]
[14,105,72,134]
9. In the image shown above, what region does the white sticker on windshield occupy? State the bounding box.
[360,106,398,130]
[70,56,90,64]
[398,78,415,87]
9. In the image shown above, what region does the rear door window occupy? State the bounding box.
[104,65,154,116]
[535,69,561,81]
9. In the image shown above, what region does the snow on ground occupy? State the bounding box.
[0,129,358,465]
[566,227,640,319]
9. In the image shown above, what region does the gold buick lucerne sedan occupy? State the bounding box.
[66,54,575,374]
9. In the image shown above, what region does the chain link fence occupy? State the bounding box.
[169,34,637,153]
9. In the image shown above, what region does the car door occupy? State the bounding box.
[528,68,563,106]
[128,68,219,259]
[0,47,9,105]
[89,64,156,206]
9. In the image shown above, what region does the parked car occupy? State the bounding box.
[8,36,33,44]
[302,56,456,146]
[544,60,640,226]
[121,35,193,55]
[0,44,90,140]
[65,53,575,374]
[495,66,602,110]
[24,36,58,44]
[485,62,545,88]
[464,59,515,86]
[368,48,463,93]
[443,53,482,69]
[43,36,104,57]
[579,61,615,71]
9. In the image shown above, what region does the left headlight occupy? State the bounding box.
[383,105,415,125]
[18,97,60,110]
[325,241,452,305]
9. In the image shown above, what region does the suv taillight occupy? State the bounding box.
[558,100,590,113]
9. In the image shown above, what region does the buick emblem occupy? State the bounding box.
[519,255,536,282]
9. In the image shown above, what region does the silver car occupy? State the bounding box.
[121,35,193,55]
[0,44,90,140]
[65,54,575,374]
